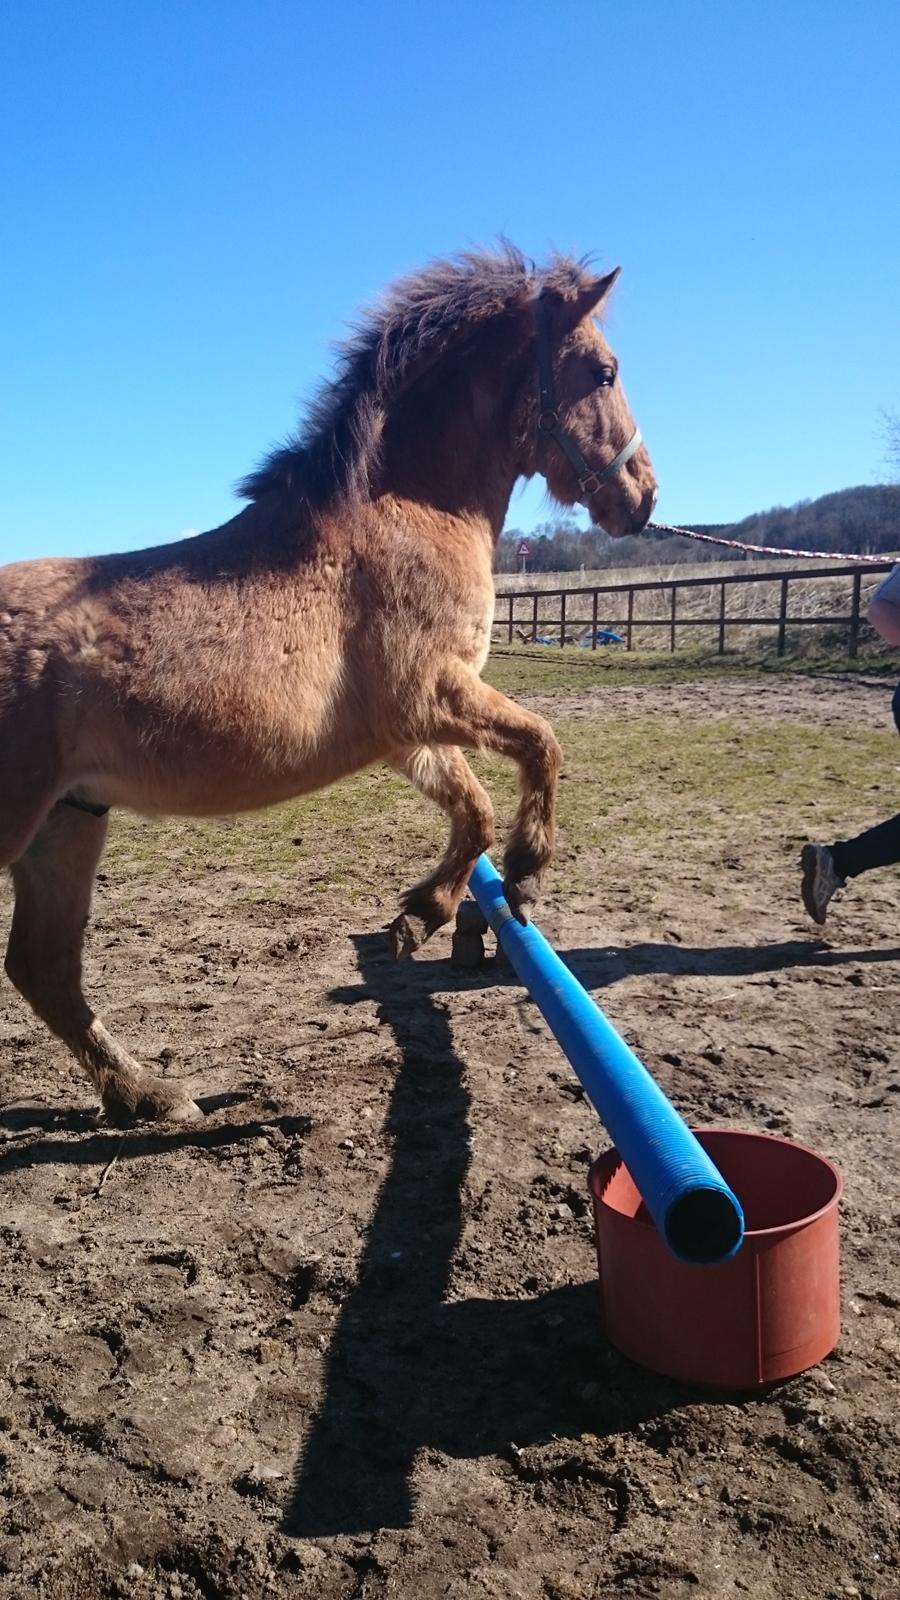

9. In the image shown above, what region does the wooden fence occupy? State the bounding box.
[493,561,895,659]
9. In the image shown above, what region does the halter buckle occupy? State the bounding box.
[538,409,559,433]
[579,473,601,498]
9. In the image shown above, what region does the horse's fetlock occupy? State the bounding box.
[400,883,454,931]
[504,837,550,884]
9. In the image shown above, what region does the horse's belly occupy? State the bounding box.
[77,729,382,817]
[73,668,382,817]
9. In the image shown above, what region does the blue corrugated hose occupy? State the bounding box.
[468,855,744,1266]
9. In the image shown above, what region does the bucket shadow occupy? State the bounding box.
[284,934,682,1539]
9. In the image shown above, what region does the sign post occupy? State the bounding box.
[516,539,530,574]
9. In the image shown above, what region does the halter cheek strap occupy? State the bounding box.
[535,296,641,501]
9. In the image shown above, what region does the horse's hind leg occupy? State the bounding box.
[4,803,200,1124]
[388,744,494,958]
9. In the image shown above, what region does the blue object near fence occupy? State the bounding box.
[579,629,623,647]
[467,855,745,1266]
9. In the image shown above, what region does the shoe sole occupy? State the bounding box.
[800,843,828,925]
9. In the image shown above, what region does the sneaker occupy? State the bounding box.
[800,843,846,925]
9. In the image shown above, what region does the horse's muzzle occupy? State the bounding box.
[631,484,658,533]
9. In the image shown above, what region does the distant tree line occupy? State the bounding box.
[496,484,900,574]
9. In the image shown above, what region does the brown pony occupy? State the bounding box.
[0,246,656,1124]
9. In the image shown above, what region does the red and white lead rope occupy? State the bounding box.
[646,520,896,565]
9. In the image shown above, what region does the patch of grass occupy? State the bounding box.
[484,643,900,697]
[552,717,895,852]
[101,696,899,905]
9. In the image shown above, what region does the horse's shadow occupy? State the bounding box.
[328,932,900,1006]
[0,1102,311,1170]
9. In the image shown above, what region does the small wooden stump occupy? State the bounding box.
[451,898,489,968]
[455,899,488,936]
[451,930,485,969]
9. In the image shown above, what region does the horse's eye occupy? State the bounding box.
[593,365,616,389]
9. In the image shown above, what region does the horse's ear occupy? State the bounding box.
[540,268,621,337]
[564,268,621,327]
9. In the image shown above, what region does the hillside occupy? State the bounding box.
[497,483,900,572]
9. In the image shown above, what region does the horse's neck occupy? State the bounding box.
[379,370,520,538]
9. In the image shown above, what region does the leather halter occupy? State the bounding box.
[535,296,642,502]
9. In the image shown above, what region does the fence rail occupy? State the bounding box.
[493,561,895,659]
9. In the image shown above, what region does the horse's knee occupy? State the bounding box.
[0,801,51,873]
[3,909,46,1008]
[5,920,89,1038]
[531,721,563,786]
[514,720,561,831]
[504,723,562,898]
[465,789,495,855]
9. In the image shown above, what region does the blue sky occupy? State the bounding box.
[2,0,898,565]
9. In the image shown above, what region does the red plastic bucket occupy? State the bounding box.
[588,1128,843,1387]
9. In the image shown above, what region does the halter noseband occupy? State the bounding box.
[535,296,642,502]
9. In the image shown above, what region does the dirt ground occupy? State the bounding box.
[2,669,900,1600]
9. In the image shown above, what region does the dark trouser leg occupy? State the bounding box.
[832,814,900,880]
[829,679,900,880]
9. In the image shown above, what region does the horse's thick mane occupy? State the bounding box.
[237,244,595,507]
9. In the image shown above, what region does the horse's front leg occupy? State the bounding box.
[421,664,563,923]
[388,745,494,958]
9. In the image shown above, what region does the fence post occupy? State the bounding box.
[532,592,539,644]
[670,586,677,653]
[559,590,567,647]
[591,589,598,651]
[849,571,862,659]
[627,589,634,651]
[718,581,726,655]
[508,594,514,645]
[777,576,789,657]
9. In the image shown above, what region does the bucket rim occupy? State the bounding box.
[588,1125,843,1241]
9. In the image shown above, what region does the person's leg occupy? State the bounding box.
[830,814,900,881]
[800,679,900,925]
[801,817,900,925]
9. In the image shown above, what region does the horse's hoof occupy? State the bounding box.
[503,874,540,925]
[162,1093,203,1125]
[388,912,428,961]
[103,1080,202,1127]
